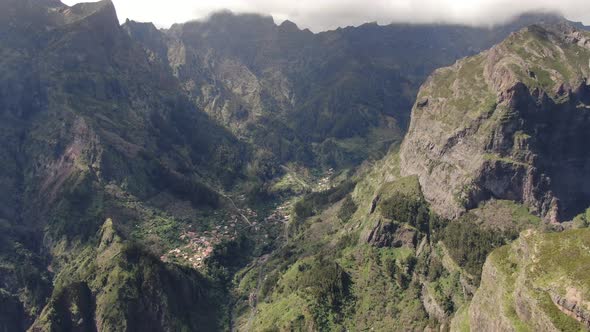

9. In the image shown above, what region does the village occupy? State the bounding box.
[161,200,293,269]
[160,167,334,269]
[314,168,335,192]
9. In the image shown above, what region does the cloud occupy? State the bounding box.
[62,0,590,31]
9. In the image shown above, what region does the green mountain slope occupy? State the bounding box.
[0,0,246,329]
[232,143,549,330]
[31,219,226,331]
[456,228,590,331]
[237,24,590,331]
[2,0,590,331]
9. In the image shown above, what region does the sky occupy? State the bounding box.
[62,0,590,32]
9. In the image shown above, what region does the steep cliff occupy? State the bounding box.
[401,24,590,222]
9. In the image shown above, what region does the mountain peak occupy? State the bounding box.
[61,0,118,26]
[279,19,299,31]
[526,22,590,43]
[204,10,275,27]
[507,11,565,24]
[122,19,159,34]
[488,23,590,93]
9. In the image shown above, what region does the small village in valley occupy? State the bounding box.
[160,168,334,269]
[161,200,293,269]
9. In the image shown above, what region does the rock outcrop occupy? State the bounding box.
[365,218,417,248]
[551,290,590,328]
[401,24,590,222]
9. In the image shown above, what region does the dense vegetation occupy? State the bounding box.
[293,181,356,224]
[441,215,519,279]
[297,257,353,328]
[337,195,358,223]
[380,194,433,233]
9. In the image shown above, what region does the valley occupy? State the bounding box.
[1,0,590,331]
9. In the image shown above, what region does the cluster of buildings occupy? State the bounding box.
[161,201,290,269]
[314,168,335,192]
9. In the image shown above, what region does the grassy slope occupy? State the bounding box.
[467,228,590,331]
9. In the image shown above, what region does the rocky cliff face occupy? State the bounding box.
[401,24,590,222]
[460,228,590,331]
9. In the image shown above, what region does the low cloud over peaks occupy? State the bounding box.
[62,0,590,31]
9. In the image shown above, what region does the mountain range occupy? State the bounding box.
[1,0,590,331]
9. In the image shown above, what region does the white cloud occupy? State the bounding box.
[61,0,590,32]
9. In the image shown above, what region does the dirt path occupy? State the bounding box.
[220,192,253,226]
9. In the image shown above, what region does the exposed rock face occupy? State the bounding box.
[365,218,417,248]
[422,285,448,322]
[462,228,590,331]
[401,24,590,221]
[551,290,590,328]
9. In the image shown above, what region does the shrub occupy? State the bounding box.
[337,195,358,223]
[380,194,430,232]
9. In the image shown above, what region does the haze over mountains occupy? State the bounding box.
[63,0,590,31]
[1,0,590,331]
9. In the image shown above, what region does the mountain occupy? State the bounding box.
[124,11,576,170]
[455,228,590,331]
[29,219,226,331]
[400,24,590,222]
[236,24,590,331]
[0,0,245,329]
[2,0,590,331]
